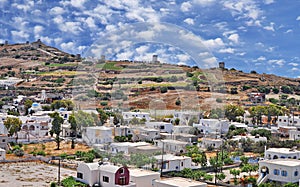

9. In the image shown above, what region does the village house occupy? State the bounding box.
[258,159,300,185]
[289,129,300,140]
[277,116,300,127]
[82,126,112,145]
[173,111,201,126]
[145,122,173,134]
[231,134,267,143]
[193,119,229,134]
[200,138,224,149]
[122,112,151,124]
[248,92,265,103]
[154,154,192,172]
[278,126,297,137]
[129,168,160,187]
[132,127,160,142]
[114,126,133,137]
[153,177,207,187]
[109,142,161,155]
[0,120,9,150]
[154,139,189,154]
[265,147,300,160]
[76,163,136,187]
[173,125,193,134]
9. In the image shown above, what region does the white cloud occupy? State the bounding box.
[85,17,96,29]
[60,42,76,52]
[50,7,65,15]
[39,36,52,44]
[202,38,225,49]
[180,2,192,12]
[58,21,83,35]
[184,18,195,25]
[291,67,299,71]
[60,0,87,8]
[263,22,275,31]
[193,0,216,6]
[264,0,274,4]
[289,63,298,67]
[218,48,235,53]
[11,30,29,42]
[228,33,239,44]
[285,29,293,34]
[257,56,266,61]
[203,57,217,66]
[297,16,300,21]
[34,25,44,35]
[177,54,191,62]
[268,59,285,66]
[12,1,34,12]
[135,46,149,55]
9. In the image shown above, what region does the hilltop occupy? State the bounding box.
[0,41,299,111]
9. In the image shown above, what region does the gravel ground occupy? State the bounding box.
[0,162,76,187]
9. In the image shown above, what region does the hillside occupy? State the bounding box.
[1,41,299,111]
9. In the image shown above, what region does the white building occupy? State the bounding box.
[154,139,189,154]
[193,119,229,134]
[265,148,300,160]
[231,135,267,143]
[76,163,136,187]
[129,168,160,187]
[278,116,300,127]
[146,122,173,134]
[153,177,207,187]
[258,159,300,185]
[109,142,149,154]
[154,154,192,172]
[173,111,201,125]
[201,138,224,149]
[123,112,151,124]
[0,148,5,160]
[173,125,193,134]
[289,129,300,140]
[132,127,160,142]
[82,126,112,145]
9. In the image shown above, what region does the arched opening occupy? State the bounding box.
[273,155,278,159]
[29,125,35,131]
[260,166,269,178]
[22,125,28,130]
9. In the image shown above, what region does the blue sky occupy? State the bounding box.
[1,0,300,78]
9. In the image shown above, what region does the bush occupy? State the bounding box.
[160,87,168,93]
[14,149,24,157]
[216,98,223,103]
[36,150,46,156]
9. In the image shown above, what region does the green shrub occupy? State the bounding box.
[160,87,168,93]
[14,149,24,157]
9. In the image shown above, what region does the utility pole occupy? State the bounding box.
[160,141,164,177]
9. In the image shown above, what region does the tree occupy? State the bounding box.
[97,108,108,125]
[230,169,241,185]
[284,182,298,187]
[130,153,156,168]
[4,117,22,142]
[68,113,77,149]
[224,104,245,122]
[24,99,33,115]
[216,172,226,182]
[74,110,95,129]
[49,112,64,150]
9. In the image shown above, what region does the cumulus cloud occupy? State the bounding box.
[264,0,275,4]
[268,59,285,66]
[60,0,87,8]
[60,42,76,52]
[228,33,239,44]
[34,25,44,35]
[297,16,300,21]
[11,30,29,42]
[219,48,235,53]
[263,22,275,31]
[193,0,216,6]
[289,62,298,67]
[50,6,65,15]
[184,18,195,25]
[180,2,192,12]
[202,38,225,49]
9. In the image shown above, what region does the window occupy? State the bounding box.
[103,176,109,183]
[273,169,280,175]
[160,126,165,130]
[281,170,288,177]
[119,177,126,185]
[295,171,298,176]
[77,172,83,179]
[181,162,183,167]
[119,168,124,174]
[2,139,5,142]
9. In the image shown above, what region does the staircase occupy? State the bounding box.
[257,174,269,186]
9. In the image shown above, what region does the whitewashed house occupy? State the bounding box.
[278,116,300,127]
[132,127,160,142]
[0,148,5,160]
[109,142,149,154]
[123,112,151,124]
[173,125,193,134]
[193,119,229,134]
[201,138,224,149]
[154,139,189,154]
[153,177,207,187]
[289,129,300,140]
[0,121,9,150]
[82,126,112,145]
[231,134,267,143]
[154,154,192,172]
[129,168,160,187]
[173,111,201,125]
[76,163,136,187]
[265,148,300,160]
[258,159,300,185]
[146,122,173,134]
[114,126,133,137]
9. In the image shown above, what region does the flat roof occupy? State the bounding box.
[129,168,160,177]
[154,154,191,161]
[156,177,207,187]
[260,159,300,167]
[266,148,300,154]
[160,139,188,144]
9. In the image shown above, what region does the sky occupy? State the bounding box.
[1,0,300,78]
